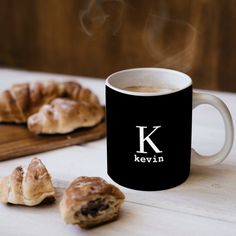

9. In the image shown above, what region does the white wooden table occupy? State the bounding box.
[0,69,235,236]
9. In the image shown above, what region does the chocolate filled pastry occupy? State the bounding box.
[0,158,55,206]
[59,176,125,228]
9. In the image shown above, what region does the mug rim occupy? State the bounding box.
[105,67,192,96]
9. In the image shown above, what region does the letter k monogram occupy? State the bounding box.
[136,126,162,154]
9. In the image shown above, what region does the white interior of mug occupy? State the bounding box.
[105,68,192,96]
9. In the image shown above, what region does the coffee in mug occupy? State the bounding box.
[123,85,176,93]
[105,68,234,191]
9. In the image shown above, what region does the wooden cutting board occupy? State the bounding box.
[0,120,106,161]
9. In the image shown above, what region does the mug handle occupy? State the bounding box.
[191,92,234,166]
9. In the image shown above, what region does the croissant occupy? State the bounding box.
[0,158,55,206]
[28,98,104,134]
[0,81,101,124]
[59,176,125,228]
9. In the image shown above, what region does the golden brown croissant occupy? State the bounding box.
[0,81,101,123]
[59,176,125,229]
[0,158,55,206]
[27,98,104,134]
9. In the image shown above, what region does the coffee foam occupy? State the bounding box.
[123,85,176,93]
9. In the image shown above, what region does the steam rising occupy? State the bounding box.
[79,0,126,36]
[79,1,197,72]
[143,13,197,72]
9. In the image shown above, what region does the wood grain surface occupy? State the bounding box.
[0,120,105,161]
[0,0,235,92]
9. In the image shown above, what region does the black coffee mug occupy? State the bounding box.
[105,68,234,191]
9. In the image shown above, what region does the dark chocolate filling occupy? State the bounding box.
[39,196,56,205]
[79,199,109,217]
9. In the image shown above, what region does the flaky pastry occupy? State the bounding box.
[0,81,102,123]
[27,98,104,134]
[0,158,55,206]
[59,176,125,228]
